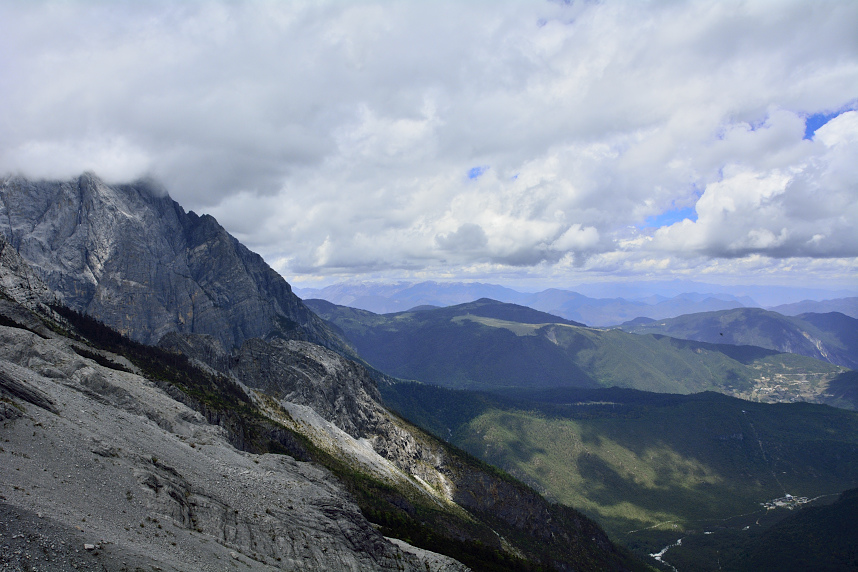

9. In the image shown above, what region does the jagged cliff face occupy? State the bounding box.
[0,234,57,311]
[160,332,451,493]
[0,173,346,353]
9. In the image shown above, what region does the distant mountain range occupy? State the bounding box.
[618,307,858,369]
[295,281,858,326]
[305,298,846,402]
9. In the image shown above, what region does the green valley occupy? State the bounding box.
[380,383,858,558]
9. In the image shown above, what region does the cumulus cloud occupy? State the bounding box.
[0,0,856,288]
[436,223,489,253]
[653,110,858,259]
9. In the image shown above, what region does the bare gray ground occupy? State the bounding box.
[0,326,467,571]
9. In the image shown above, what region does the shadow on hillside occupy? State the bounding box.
[824,370,858,410]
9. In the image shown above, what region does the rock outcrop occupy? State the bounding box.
[161,331,451,493]
[0,173,348,354]
[0,233,57,311]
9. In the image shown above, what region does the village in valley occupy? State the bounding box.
[761,494,810,511]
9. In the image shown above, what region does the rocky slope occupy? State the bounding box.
[0,234,58,312]
[159,329,640,571]
[0,257,462,571]
[0,328,465,571]
[0,173,347,354]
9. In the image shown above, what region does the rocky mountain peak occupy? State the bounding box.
[0,173,350,354]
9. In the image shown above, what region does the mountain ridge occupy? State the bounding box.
[0,173,348,355]
[296,281,858,324]
[296,281,753,326]
[618,307,858,369]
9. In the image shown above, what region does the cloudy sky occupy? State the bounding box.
[1,0,856,291]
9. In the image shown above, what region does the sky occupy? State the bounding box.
[1,0,856,293]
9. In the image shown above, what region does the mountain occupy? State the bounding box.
[565,280,856,308]
[296,281,530,315]
[305,298,845,400]
[525,289,749,326]
[770,297,858,319]
[296,281,752,326]
[618,307,858,369]
[0,235,439,570]
[0,173,347,354]
[1,323,431,570]
[380,382,858,566]
[0,175,645,571]
[825,371,858,411]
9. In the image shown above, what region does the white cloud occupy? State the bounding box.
[0,0,856,289]
[551,224,600,252]
[815,110,858,147]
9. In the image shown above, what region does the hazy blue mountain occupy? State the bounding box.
[295,281,530,314]
[618,308,858,369]
[297,280,756,326]
[567,279,856,307]
[305,298,844,397]
[298,280,857,322]
[525,289,748,326]
[771,297,858,319]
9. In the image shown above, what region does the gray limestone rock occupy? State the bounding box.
[0,173,349,354]
[0,323,462,571]
[160,332,448,491]
[0,233,57,311]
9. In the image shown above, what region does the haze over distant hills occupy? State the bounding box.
[770,297,858,318]
[295,281,858,327]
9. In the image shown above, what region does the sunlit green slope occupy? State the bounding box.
[381,383,858,545]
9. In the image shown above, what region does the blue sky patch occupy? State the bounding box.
[468,166,489,180]
[644,206,697,229]
[804,111,842,140]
